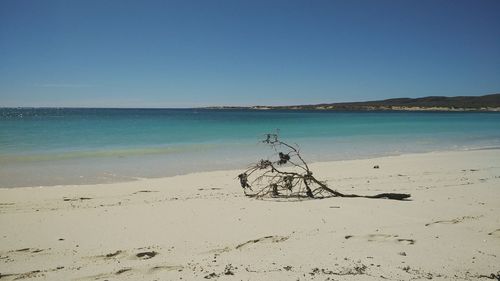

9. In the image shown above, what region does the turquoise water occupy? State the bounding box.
[1,108,500,187]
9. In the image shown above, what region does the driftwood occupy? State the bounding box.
[238,134,410,201]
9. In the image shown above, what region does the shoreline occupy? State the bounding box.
[208,106,500,112]
[2,146,500,189]
[1,149,499,280]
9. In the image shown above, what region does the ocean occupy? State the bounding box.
[1,108,500,187]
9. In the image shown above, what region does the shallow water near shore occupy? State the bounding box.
[1,108,500,187]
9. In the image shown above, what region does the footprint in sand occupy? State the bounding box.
[235,235,289,250]
[95,248,159,261]
[115,268,132,275]
[78,268,132,281]
[425,215,481,227]
[345,234,415,245]
[149,265,184,273]
[206,246,232,255]
[63,197,92,202]
[136,251,158,260]
[0,266,66,281]
[4,247,48,260]
[98,250,126,259]
[209,235,289,253]
[132,190,159,195]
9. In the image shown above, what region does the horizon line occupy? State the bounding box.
[1,92,499,110]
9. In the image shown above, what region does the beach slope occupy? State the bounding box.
[1,150,499,280]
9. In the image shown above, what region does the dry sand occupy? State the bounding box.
[1,150,499,280]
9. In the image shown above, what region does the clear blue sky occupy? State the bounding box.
[1,0,499,107]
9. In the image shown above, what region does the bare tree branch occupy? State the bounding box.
[237,134,411,201]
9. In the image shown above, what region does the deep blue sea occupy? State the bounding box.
[1,108,500,187]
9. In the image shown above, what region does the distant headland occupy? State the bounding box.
[207,93,500,111]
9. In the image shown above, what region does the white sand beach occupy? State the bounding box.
[1,149,499,280]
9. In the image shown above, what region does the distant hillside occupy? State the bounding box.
[250,93,500,111]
